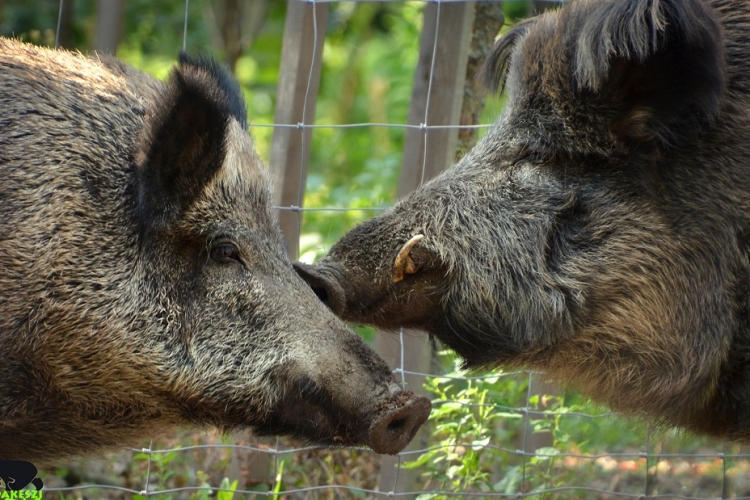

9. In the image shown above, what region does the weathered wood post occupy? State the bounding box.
[94,0,126,54]
[270,0,329,260]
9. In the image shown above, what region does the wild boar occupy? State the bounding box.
[295,0,750,441]
[0,38,430,465]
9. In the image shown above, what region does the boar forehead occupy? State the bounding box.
[498,25,617,157]
[180,122,285,258]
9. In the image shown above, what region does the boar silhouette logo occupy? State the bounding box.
[0,461,43,492]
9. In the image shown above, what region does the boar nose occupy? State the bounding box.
[367,385,431,455]
[293,262,346,317]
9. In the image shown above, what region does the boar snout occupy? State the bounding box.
[293,262,346,317]
[369,384,431,454]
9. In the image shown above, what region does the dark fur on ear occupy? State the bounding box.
[574,0,723,93]
[178,53,248,129]
[482,0,725,148]
[577,0,725,144]
[136,56,248,227]
[480,18,536,95]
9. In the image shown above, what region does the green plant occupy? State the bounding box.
[272,458,285,499]
[403,353,526,498]
[188,471,239,500]
[132,448,180,500]
[402,351,652,498]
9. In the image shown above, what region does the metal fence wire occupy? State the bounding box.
[33,0,750,499]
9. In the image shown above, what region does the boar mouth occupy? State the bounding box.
[257,376,431,455]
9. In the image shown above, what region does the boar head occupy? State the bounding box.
[295,0,750,441]
[0,45,429,463]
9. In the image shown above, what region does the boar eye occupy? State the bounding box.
[210,243,242,264]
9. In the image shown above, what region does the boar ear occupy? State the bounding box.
[136,54,248,227]
[393,235,424,283]
[574,0,725,145]
[480,19,536,95]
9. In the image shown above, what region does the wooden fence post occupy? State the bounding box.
[94,0,126,54]
[376,3,476,497]
[270,0,329,260]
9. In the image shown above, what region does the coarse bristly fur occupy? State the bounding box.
[0,38,430,465]
[296,0,750,441]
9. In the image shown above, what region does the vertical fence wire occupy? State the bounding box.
[55,0,64,49]
[722,441,728,499]
[182,0,189,52]
[520,371,533,496]
[419,0,442,188]
[644,422,652,498]
[142,440,153,498]
[294,0,321,257]
[271,436,281,497]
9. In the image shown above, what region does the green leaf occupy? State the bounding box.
[217,478,238,500]
[402,453,433,469]
[535,447,560,457]
[471,437,490,448]
[272,459,285,498]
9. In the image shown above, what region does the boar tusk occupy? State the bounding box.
[393,234,424,283]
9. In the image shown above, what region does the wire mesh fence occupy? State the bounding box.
[9,0,750,498]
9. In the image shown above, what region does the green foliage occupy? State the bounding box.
[404,371,517,494]
[403,352,527,497]
[133,449,181,500]
[503,1,533,22]
[300,3,424,262]
[0,1,93,47]
[189,472,239,500]
[403,351,666,498]
[272,459,284,499]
